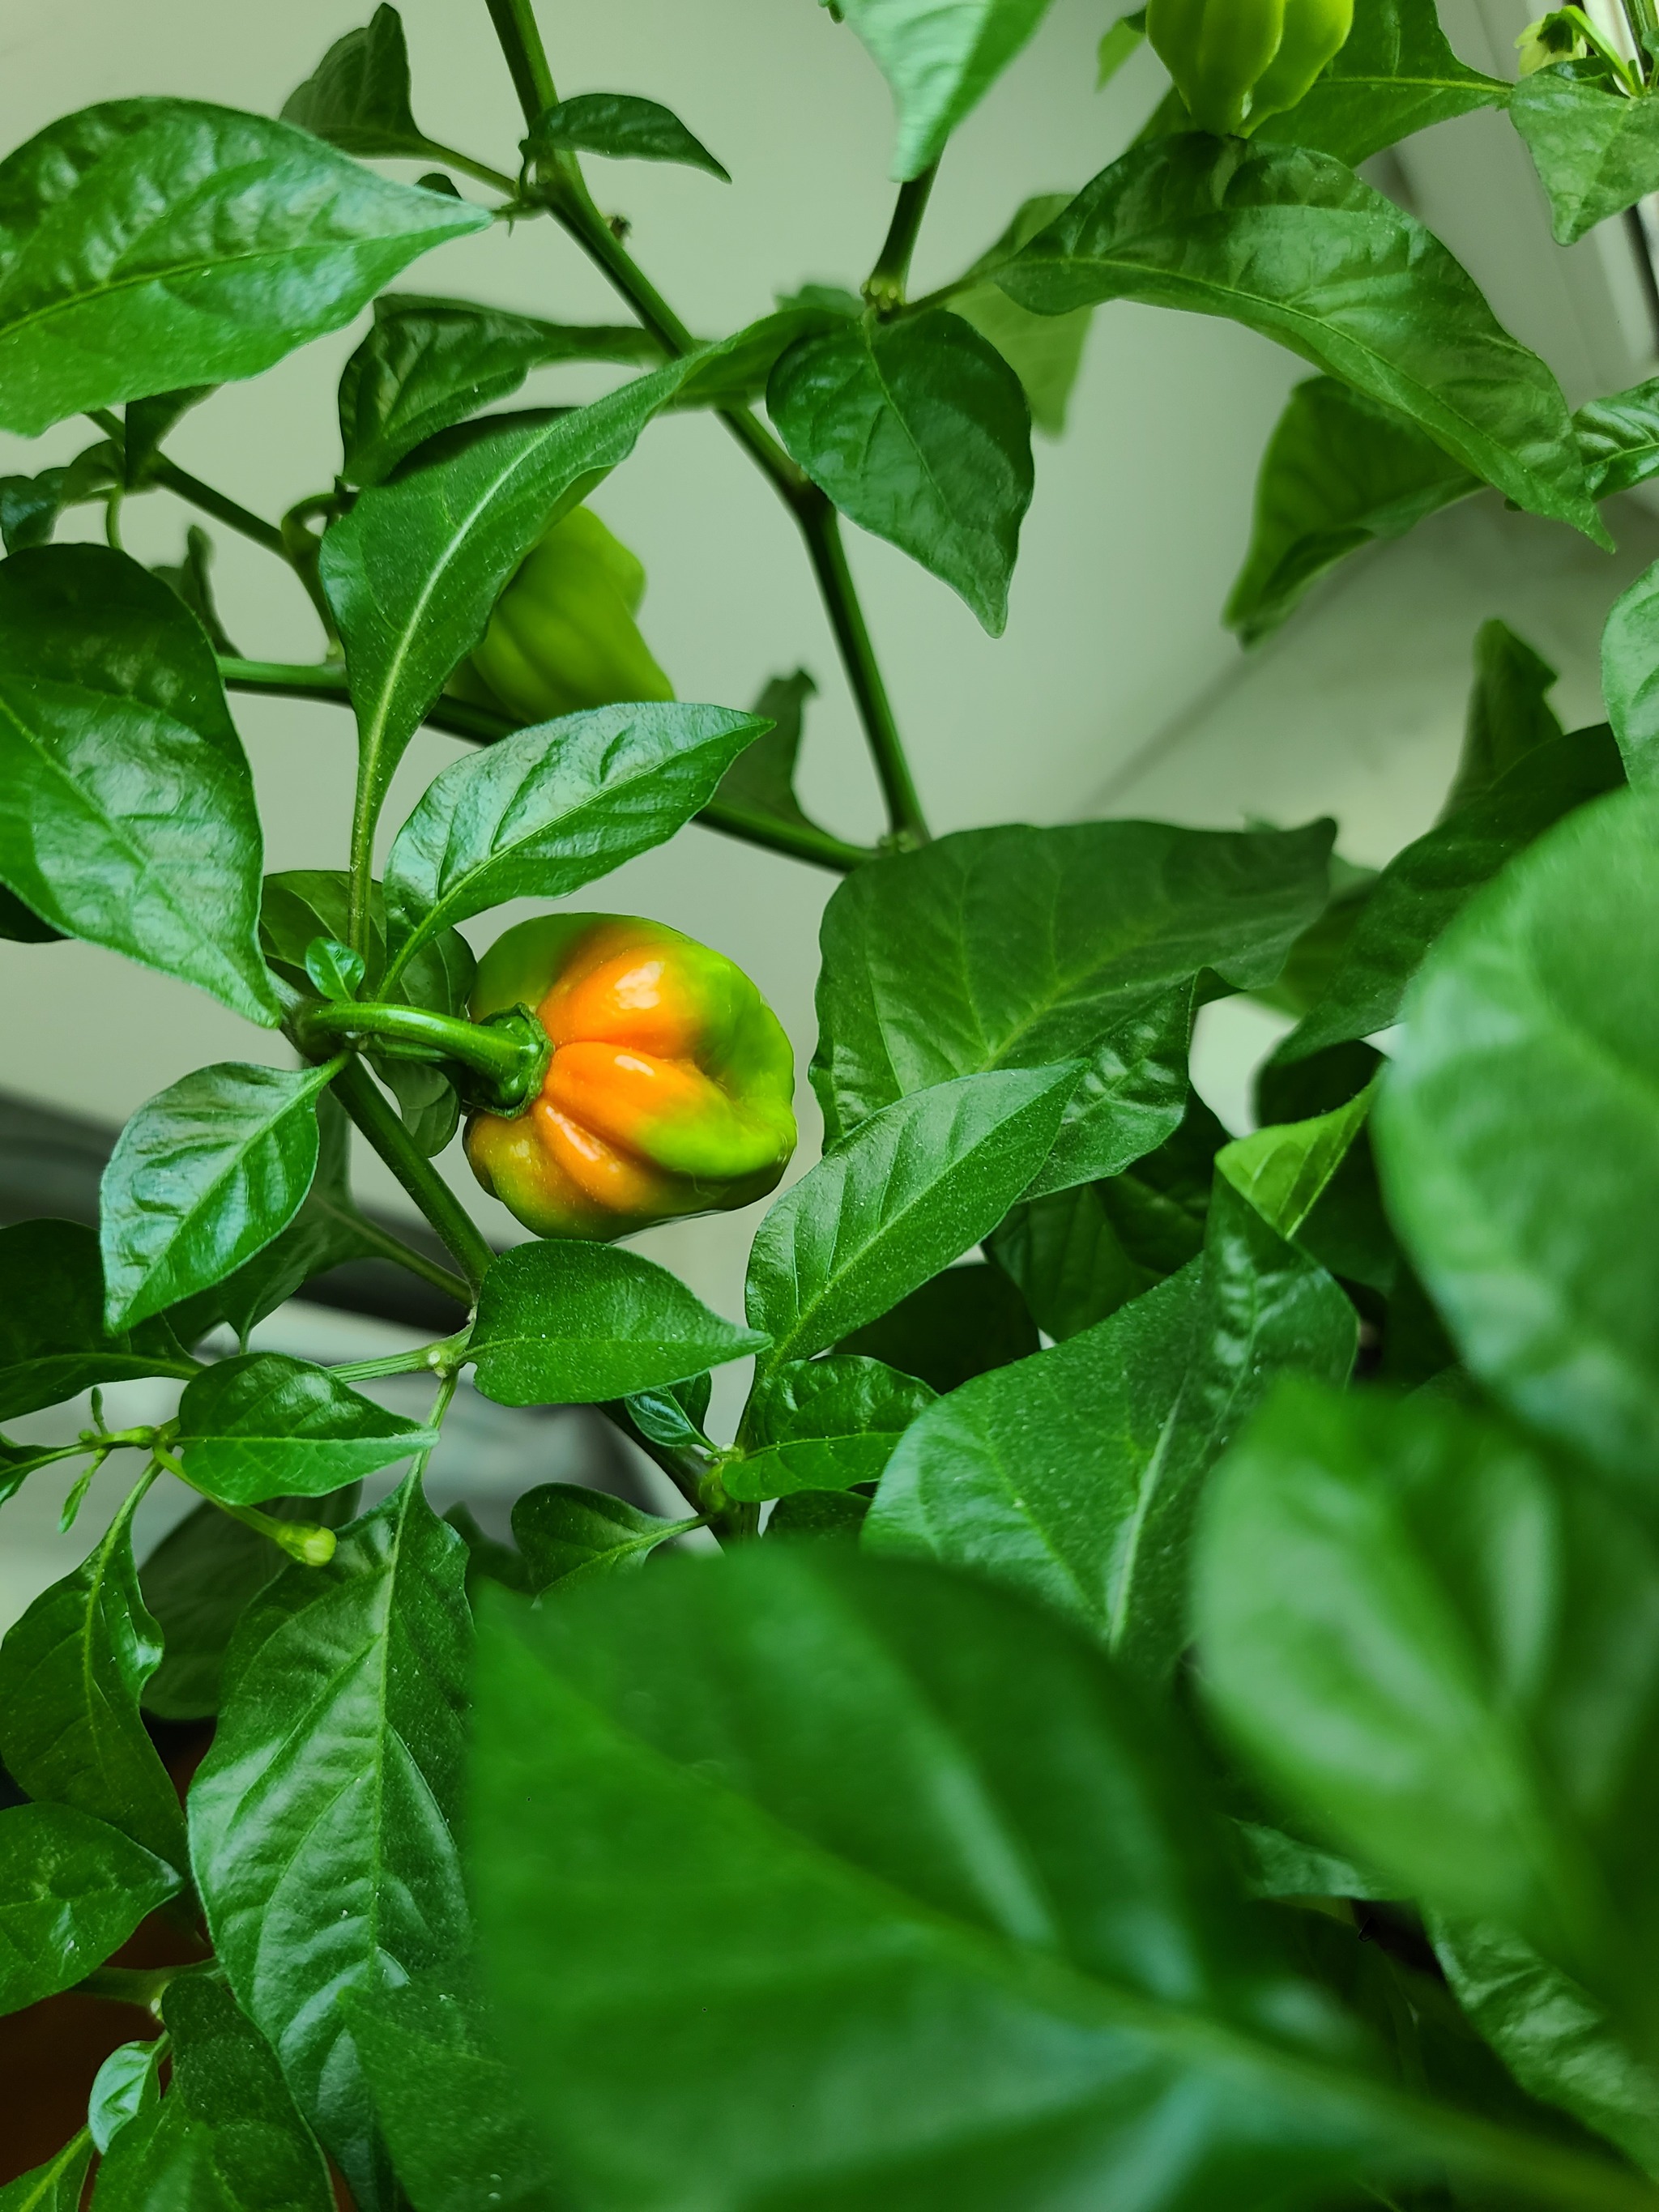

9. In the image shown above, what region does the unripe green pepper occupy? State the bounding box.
[464,913,797,1241]
[450,505,674,726]
[1147,0,1354,135]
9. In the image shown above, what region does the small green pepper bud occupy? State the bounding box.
[1147,0,1354,135]
[450,505,674,726]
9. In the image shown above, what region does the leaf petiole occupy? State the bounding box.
[151,1442,337,1566]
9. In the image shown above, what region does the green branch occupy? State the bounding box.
[865,164,940,316]
[295,998,549,1110]
[218,658,875,873]
[88,410,287,558]
[330,1057,497,1293]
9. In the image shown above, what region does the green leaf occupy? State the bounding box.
[714,670,827,839]
[0,1218,196,1422]
[280,3,428,156]
[834,0,1059,177]
[987,1091,1225,1338]
[0,442,119,552]
[100,1060,337,1331]
[1602,558,1659,788]
[90,2042,162,2154]
[1445,616,1565,817]
[320,359,700,844]
[176,1355,435,1505]
[0,98,487,436]
[303,937,364,1004]
[1000,136,1601,542]
[0,1804,179,2017]
[1373,787,1659,1491]
[511,1484,700,1592]
[0,2135,93,2212]
[868,1173,1354,1681]
[468,1543,1648,2212]
[1197,1379,1659,2060]
[338,293,660,488]
[1432,1916,1659,2178]
[471,1241,766,1408]
[0,1484,186,1869]
[95,1967,333,2212]
[1098,8,1147,87]
[345,1968,552,2212]
[949,196,1094,439]
[1216,1080,1375,1240]
[812,819,1333,1188]
[382,701,767,970]
[748,1068,1081,1366]
[1253,0,1509,166]
[0,547,277,1024]
[527,93,730,181]
[190,1478,470,2212]
[624,1375,713,1453]
[1512,69,1659,247]
[768,309,1033,633]
[1577,373,1659,499]
[122,386,214,483]
[0,883,62,943]
[723,1357,936,1501]
[835,1260,1038,1392]
[1226,377,1478,642]
[151,524,239,658]
[1279,724,1626,1063]
[140,1489,361,1722]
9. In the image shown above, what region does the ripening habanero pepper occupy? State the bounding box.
[449,504,674,726]
[1146,0,1354,136]
[464,914,797,1240]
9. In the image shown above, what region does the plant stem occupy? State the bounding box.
[331,1057,496,1294]
[337,1210,473,1306]
[75,1965,180,2011]
[484,0,558,124]
[88,411,287,557]
[864,163,939,314]
[218,658,876,872]
[332,1326,473,1383]
[416,137,521,195]
[152,1443,337,1565]
[295,998,548,1107]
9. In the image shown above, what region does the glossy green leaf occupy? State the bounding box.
[1000,136,1601,541]
[1226,377,1478,641]
[100,1060,337,1331]
[0,547,277,1023]
[724,1356,936,1501]
[1281,725,1625,1063]
[748,1067,1081,1366]
[1577,373,1659,498]
[1253,0,1508,166]
[1445,617,1565,817]
[94,1967,333,2212]
[1433,1916,1659,2178]
[0,442,119,552]
[834,0,1059,177]
[1373,788,1659,1490]
[0,98,487,435]
[338,293,660,488]
[176,1355,435,1505]
[319,358,695,851]
[624,1374,713,1454]
[140,1488,362,1722]
[1512,70,1659,247]
[345,1968,551,2212]
[949,196,1094,439]
[1,1434,82,1508]
[511,1483,700,1592]
[280,4,428,156]
[1217,1082,1375,1239]
[714,669,830,841]
[0,1218,196,1422]
[527,93,730,181]
[468,1544,1648,2212]
[835,1260,1038,1392]
[0,1804,179,2017]
[0,2135,93,2212]
[988,1093,1225,1338]
[303,937,363,1004]
[868,1173,1354,1680]
[90,2042,163,2154]
[190,1478,470,2212]
[471,1240,766,1408]
[382,702,767,970]
[769,309,1033,633]
[1198,1379,1659,2058]
[0,1484,186,1869]
[1602,559,1659,788]
[812,819,1333,1187]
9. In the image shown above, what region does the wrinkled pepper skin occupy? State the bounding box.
[465,914,797,1240]
[450,505,674,726]
[1147,0,1354,134]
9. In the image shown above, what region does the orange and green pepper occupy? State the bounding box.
[464,914,797,1240]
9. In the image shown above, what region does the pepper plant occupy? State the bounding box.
[6,0,1659,2205]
